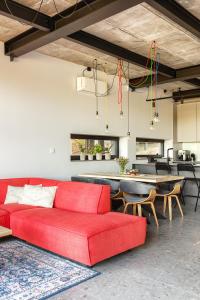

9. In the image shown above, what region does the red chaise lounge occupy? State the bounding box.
[0,178,146,266]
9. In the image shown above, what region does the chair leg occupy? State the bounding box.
[163,195,167,215]
[133,204,137,215]
[123,203,129,214]
[174,195,184,218]
[137,204,142,217]
[168,196,172,221]
[180,180,186,205]
[194,187,200,212]
[150,203,159,227]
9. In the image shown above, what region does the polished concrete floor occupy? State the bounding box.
[53,198,200,300]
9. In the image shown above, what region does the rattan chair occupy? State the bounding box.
[120,181,158,227]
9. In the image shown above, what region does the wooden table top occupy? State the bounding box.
[0,226,12,238]
[79,173,184,183]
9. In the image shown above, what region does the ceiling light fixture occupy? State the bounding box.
[150,120,155,130]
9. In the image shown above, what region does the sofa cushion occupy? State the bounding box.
[4,186,24,204]
[0,209,9,228]
[54,182,110,214]
[0,178,29,204]
[0,203,38,214]
[29,178,63,186]
[10,208,146,265]
[19,185,57,208]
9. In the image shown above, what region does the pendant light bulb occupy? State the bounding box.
[120,111,124,119]
[127,131,131,140]
[96,111,99,119]
[105,124,109,133]
[150,120,155,130]
[153,111,160,123]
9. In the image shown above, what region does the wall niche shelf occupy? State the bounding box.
[70,133,119,162]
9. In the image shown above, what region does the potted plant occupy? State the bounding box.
[88,147,94,161]
[104,144,112,160]
[115,156,129,174]
[77,141,86,161]
[94,144,103,160]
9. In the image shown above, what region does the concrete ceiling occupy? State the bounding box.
[84,3,200,69]
[0,1,199,91]
[15,0,78,16]
[175,0,200,20]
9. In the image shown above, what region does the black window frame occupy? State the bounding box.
[136,137,164,158]
[70,133,119,161]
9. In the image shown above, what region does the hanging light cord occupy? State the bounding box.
[4,0,84,27]
[93,59,99,116]
[117,59,123,113]
[127,62,130,134]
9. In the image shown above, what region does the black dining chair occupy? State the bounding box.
[177,163,200,211]
[155,162,171,175]
[120,181,158,226]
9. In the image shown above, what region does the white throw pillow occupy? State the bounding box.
[19,185,57,208]
[4,184,42,204]
[4,186,24,204]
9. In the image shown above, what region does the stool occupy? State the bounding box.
[177,163,200,211]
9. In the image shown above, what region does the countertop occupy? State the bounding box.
[134,162,200,167]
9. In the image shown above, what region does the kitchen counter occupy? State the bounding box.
[133,163,200,175]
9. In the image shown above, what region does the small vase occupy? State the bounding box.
[96,153,102,161]
[88,154,93,161]
[80,153,86,161]
[119,165,126,175]
[105,153,111,160]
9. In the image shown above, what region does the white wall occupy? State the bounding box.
[0,43,173,179]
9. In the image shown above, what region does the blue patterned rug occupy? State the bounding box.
[0,239,100,300]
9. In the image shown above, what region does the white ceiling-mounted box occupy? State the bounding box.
[77,77,107,96]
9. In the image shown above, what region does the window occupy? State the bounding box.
[136,138,164,158]
[70,134,119,161]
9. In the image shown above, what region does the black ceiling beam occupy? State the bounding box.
[0,0,53,31]
[67,31,175,77]
[5,0,143,58]
[173,88,200,101]
[176,65,200,81]
[185,78,200,87]
[146,0,200,40]
[130,73,200,88]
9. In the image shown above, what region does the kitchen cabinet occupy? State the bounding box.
[177,103,197,142]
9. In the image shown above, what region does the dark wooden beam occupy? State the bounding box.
[67,31,175,77]
[146,0,200,39]
[0,0,53,31]
[5,0,143,58]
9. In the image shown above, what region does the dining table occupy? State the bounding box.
[79,172,184,220]
[79,172,184,184]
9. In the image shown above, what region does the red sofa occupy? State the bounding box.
[0,178,146,266]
